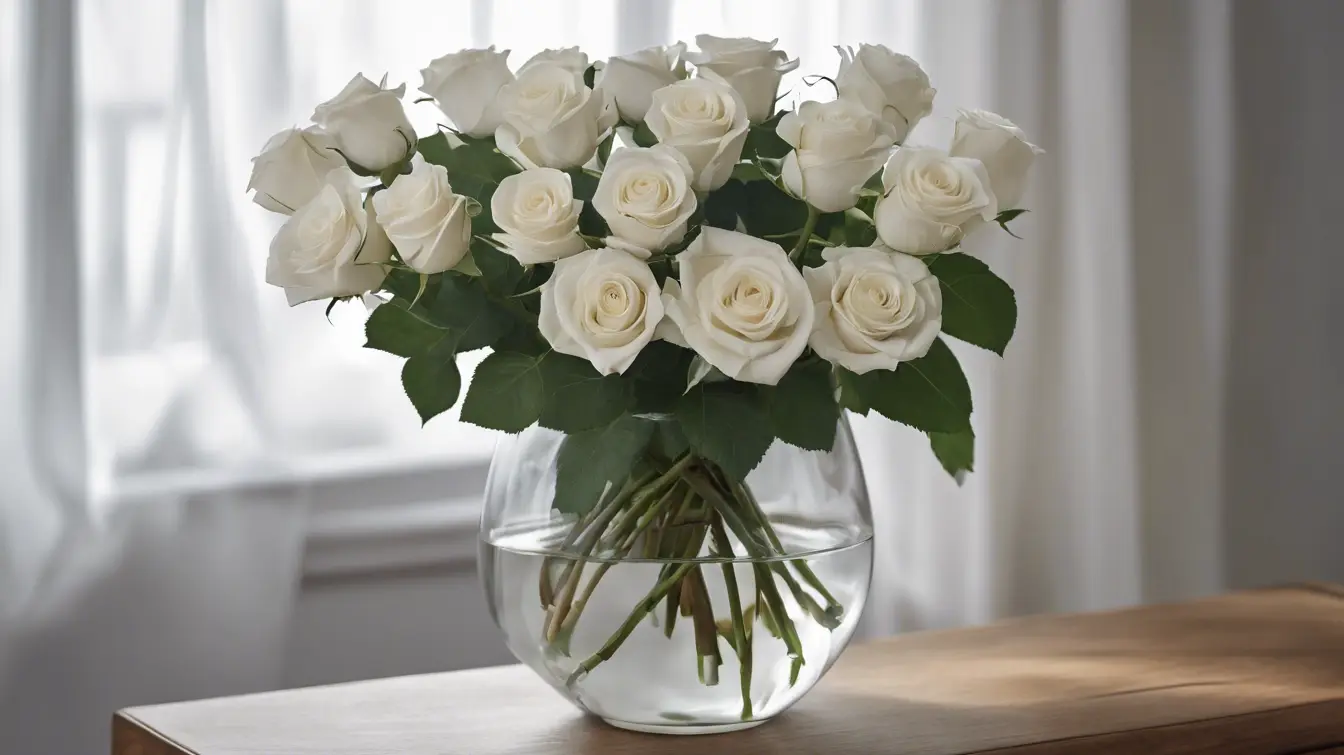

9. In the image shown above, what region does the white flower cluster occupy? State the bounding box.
[249,36,1040,384]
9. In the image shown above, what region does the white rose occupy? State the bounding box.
[420,47,514,138]
[778,98,897,212]
[835,44,935,144]
[657,227,814,385]
[495,64,617,170]
[538,247,665,375]
[686,34,799,122]
[950,109,1043,210]
[520,46,589,75]
[490,168,586,264]
[370,156,471,274]
[592,145,697,251]
[874,147,998,255]
[247,126,344,215]
[266,169,391,305]
[311,74,415,173]
[597,43,687,123]
[645,74,750,192]
[805,246,942,373]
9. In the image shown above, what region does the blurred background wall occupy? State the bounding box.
[1,1,1341,753]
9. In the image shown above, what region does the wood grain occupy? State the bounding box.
[113,585,1344,755]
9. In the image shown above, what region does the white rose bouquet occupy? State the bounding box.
[248,38,1038,717]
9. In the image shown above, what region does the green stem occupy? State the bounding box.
[710,517,752,720]
[732,480,842,627]
[686,567,721,686]
[679,469,771,554]
[557,482,684,638]
[539,479,625,608]
[683,467,807,673]
[567,532,702,686]
[543,471,656,639]
[788,205,822,264]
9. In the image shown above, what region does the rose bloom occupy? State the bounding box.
[658,227,814,385]
[490,168,587,265]
[804,246,942,372]
[873,146,997,255]
[539,247,665,375]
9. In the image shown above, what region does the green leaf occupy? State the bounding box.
[382,267,440,304]
[427,273,515,352]
[649,420,690,461]
[730,162,768,183]
[563,168,608,237]
[401,338,462,424]
[625,340,694,414]
[743,114,790,160]
[538,353,630,432]
[843,207,878,247]
[994,208,1028,239]
[835,368,870,415]
[472,239,526,296]
[928,253,1018,356]
[364,302,448,358]
[928,427,974,483]
[459,350,546,431]
[632,122,658,147]
[843,338,972,432]
[596,132,615,168]
[703,179,809,239]
[566,168,599,202]
[763,361,839,451]
[554,415,656,516]
[677,382,773,481]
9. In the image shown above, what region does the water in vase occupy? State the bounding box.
[482,521,872,733]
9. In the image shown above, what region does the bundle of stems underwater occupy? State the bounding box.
[538,450,843,721]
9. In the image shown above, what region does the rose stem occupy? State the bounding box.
[710,516,752,720]
[660,486,699,638]
[681,468,806,670]
[725,485,812,683]
[539,480,620,608]
[537,467,658,636]
[542,472,652,610]
[544,459,688,639]
[566,531,704,687]
[733,480,841,611]
[686,566,722,686]
[788,205,822,264]
[556,481,684,638]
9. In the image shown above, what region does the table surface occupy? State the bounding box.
[114,584,1344,755]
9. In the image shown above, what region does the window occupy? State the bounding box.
[71,0,919,512]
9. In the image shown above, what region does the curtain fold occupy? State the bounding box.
[857,0,1232,635]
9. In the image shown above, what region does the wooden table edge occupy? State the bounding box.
[970,698,1344,754]
[109,584,1344,755]
[114,710,200,755]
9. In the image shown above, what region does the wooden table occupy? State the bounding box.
[114,585,1344,754]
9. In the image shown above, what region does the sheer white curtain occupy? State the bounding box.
[854,0,1235,633]
[0,0,1257,753]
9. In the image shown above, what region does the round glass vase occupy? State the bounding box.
[478,416,873,735]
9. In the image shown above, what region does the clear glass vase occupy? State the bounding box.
[478,416,873,734]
